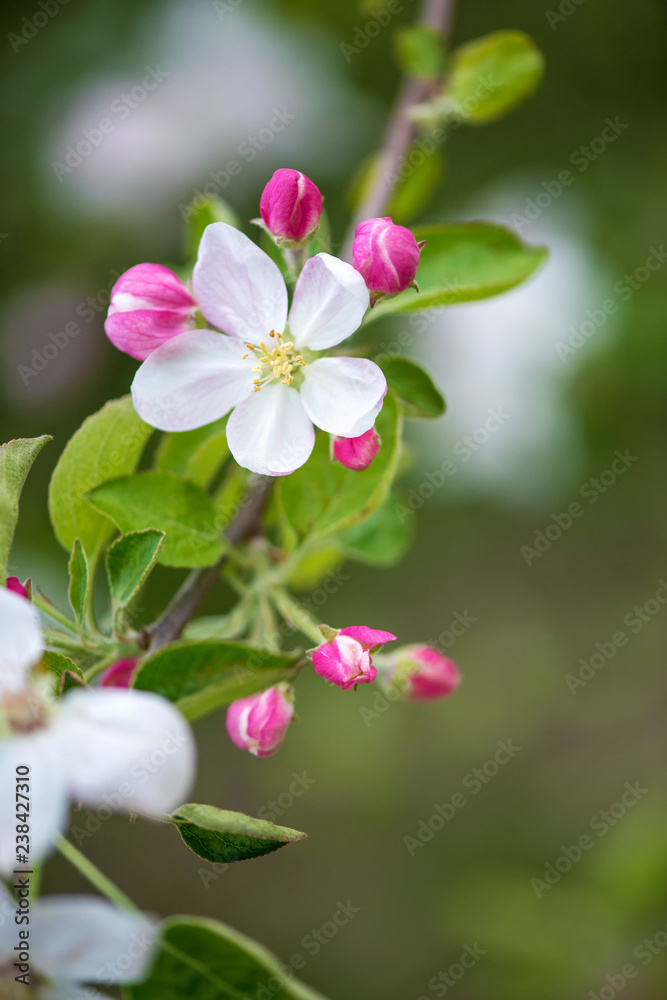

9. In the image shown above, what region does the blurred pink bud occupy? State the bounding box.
[353,217,422,297]
[6,577,28,600]
[332,427,380,471]
[259,169,322,245]
[399,646,461,700]
[311,625,397,691]
[98,658,138,689]
[226,685,294,757]
[105,263,195,361]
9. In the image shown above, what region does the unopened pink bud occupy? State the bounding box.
[311,625,396,691]
[259,169,322,245]
[6,577,28,600]
[395,646,461,701]
[353,217,422,297]
[105,263,195,361]
[98,658,138,689]
[332,427,380,471]
[226,684,294,757]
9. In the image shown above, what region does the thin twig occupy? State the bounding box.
[341,0,456,260]
[144,476,272,650]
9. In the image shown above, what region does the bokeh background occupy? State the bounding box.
[1,0,666,998]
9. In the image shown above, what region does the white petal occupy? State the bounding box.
[42,984,112,1000]
[32,896,157,985]
[0,730,68,874]
[288,253,369,351]
[193,223,288,341]
[131,329,254,431]
[227,384,315,476]
[53,689,195,817]
[299,357,387,437]
[0,586,43,697]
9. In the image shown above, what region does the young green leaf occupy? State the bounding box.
[169,804,306,864]
[154,418,229,488]
[42,650,84,682]
[127,916,329,1000]
[132,641,299,721]
[68,539,88,631]
[87,472,223,568]
[378,357,446,418]
[106,529,165,609]
[395,24,446,80]
[48,396,152,570]
[0,435,51,584]
[277,391,402,542]
[340,496,413,567]
[448,30,545,125]
[364,222,547,322]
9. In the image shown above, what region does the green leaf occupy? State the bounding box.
[42,650,83,681]
[378,357,445,418]
[395,24,446,80]
[133,641,299,721]
[340,496,413,567]
[349,146,445,224]
[364,222,547,321]
[277,392,402,543]
[87,472,224,569]
[448,30,545,124]
[185,196,241,263]
[127,916,328,1000]
[106,530,165,610]
[0,436,50,584]
[169,804,306,864]
[48,397,152,570]
[154,419,229,488]
[68,540,88,631]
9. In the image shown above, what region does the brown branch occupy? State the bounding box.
[143,475,273,651]
[341,0,457,261]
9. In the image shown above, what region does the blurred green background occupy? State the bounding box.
[1,0,665,998]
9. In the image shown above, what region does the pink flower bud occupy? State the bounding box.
[226,685,294,757]
[98,658,138,689]
[259,169,322,246]
[311,625,397,691]
[353,217,422,297]
[105,263,195,361]
[6,577,28,600]
[389,645,461,701]
[332,427,380,471]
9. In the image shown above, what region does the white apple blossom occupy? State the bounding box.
[0,884,157,999]
[0,587,195,874]
[131,223,387,476]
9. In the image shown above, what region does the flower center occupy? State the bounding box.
[242,330,306,391]
[3,690,49,735]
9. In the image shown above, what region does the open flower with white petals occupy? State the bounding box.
[131,223,386,476]
[0,885,157,999]
[0,587,195,874]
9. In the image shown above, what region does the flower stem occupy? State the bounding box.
[55,835,138,913]
[32,590,78,633]
[272,588,323,645]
